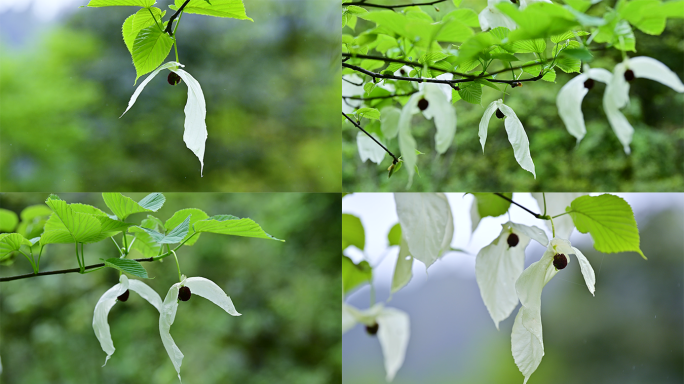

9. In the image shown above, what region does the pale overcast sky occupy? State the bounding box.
[0,0,85,21]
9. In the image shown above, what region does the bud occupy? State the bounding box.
[496,108,504,119]
[553,253,568,270]
[511,82,522,88]
[117,289,130,302]
[418,98,429,111]
[365,322,379,335]
[507,233,519,247]
[168,72,182,86]
[583,78,595,90]
[624,69,635,82]
[178,286,192,301]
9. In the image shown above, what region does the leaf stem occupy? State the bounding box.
[171,250,182,283]
[493,193,542,219]
[148,8,163,32]
[0,258,156,282]
[542,192,547,217]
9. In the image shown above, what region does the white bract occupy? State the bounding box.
[604,57,684,153]
[121,61,208,175]
[479,99,536,178]
[92,274,162,366]
[479,0,518,31]
[357,132,386,164]
[512,238,595,384]
[342,303,410,382]
[394,193,453,269]
[556,67,613,144]
[476,222,548,329]
[160,275,241,382]
[342,74,364,113]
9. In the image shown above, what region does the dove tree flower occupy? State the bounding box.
[121,61,207,175]
[342,303,410,382]
[512,238,595,384]
[479,99,536,178]
[160,275,241,382]
[476,222,548,329]
[93,274,162,366]
[478,0,518,31]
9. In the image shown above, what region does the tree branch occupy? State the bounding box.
[164,0,191,36]
[346,0,447,9]
[493,193,542,219]
[0,258,155,282]
[343,112,399,164]
[342,90,418,100]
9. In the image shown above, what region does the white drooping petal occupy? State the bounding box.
[394,193,453,268]
[629,56,684,93]
[92,275,130,366]
[376,307,410,382]
[608,61,631,109]
[531,193,587,239]
[160,283,184,382]
[519,0,552,9]
[380,106,402,139]
[423,83,457,154]
[342,74,364,114]
[342,303,358,333]
[511,307,544,384]
[499,103,536,178]
[168,67,207,176]
[571,246,596,295]
[508,222,548,246]
[470,195,482,233]
[603,88,634,154]
[478,0,518,31]
[557,73,590,143]
[357,132,387,164]
[398,94,421,187]
[183,277,241,316]
[475,224,531,329]
[128,279,163,312]
[479,99,501,152]
[587,67,613,84]
[121,61,184,117]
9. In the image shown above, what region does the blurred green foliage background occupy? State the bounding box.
[343,196,683,383]
[0,192,341,384]
[0,0,341,192]
[342,0,684,192]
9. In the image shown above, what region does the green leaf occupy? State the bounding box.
[458,82,482,104]
[661,0,684,17]
[346,5,367,14]
[509,39,546,54]
[170,0,253,21]
[355,107,381,120]
[139,215,191,244]
[490,52,520,62]
[103,258,150,279]
[342,256,372,295]
[122,14,137,53]
[387,223,402,247]
[559,48,593,62]
[0,233,32,261]
[129,218,162,257]
[102,193,165,221]
[86,0,155,6]
[0,209,18,232]
[132,26,174,82]
[444,8,480,27]
[41,197,105,245]
[550,30,590,43]
[193,215,284,241]
[164,208,209,246]
[123,7,167,54]
[497,2,579,40]
[568,194,645,259]
[391,235,413,293]
[555,56,581,73]
[342,214,365,251]
[17,205,53,239]
[471,193,512,231]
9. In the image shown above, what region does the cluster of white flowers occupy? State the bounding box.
[93,274,239,382]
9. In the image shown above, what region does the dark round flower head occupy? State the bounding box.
[511,0,518,3]
[507,233,519,247]
[553,253,568,270]
[399,68,407,76]
[168,72,182,86]
[365,322,379,336]
[496,108,505,119]
[511,81,522,88]
[624,69,635,82]
[418,98,429,111]
[117,289,130,302]
[583,78,595,90]
[178,286,192,302]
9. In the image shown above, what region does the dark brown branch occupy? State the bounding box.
[342,112,399,163]
[346,0,447,9]
[0,258,155,282]
[494,193,541,219]
[164,0,191,36]
[342,53,473,78]
[342,90,418,100]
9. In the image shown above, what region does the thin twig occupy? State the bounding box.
[346,0,447,9]
[493,193,541,219]
[342,53,473,78]
[342,112,399,163]
[0,258,155,282]
[164,0,191,36]
[342,91,418,100]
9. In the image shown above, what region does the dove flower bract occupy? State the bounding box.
[478,0,518,31]
[604,57,684,153]
[479,99,536,178]
[93,274,162,366]
[476,222,548,329]
[160,276,241,382]
[121,61,208,175]
[512,238,595,384]
[342,303,410,382]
